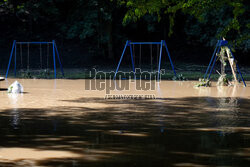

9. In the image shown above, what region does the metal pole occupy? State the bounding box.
[130,42,161,45]
[54,42,65,77]
[204,40,219,79]
[157,41,163,81]
[52,40,57,78]
[208,46,221,80]
[6,40,16,78]
[16,42,53,44]
[163,40,177,77]
[235,63,246,87]
[114,40,129,80]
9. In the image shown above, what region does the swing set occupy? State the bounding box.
[204,39,246,87]
[114,40,177,80]
[6,40,64,79]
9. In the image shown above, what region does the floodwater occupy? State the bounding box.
[0,79,250,167]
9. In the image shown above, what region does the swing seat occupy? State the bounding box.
[0,77,5,81]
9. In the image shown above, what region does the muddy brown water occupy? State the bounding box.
[0,79,250,167]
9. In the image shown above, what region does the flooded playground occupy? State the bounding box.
[0,79,250,167]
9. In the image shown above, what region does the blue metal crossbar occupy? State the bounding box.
[114,40,177,80]
[204,39,246,87]
[16,42,53,44]
[130,42,162,45]
[6,40,64,79]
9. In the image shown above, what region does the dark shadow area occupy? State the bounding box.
[0,90,29,94]
[0,88,8,91]
[0,96,250,167]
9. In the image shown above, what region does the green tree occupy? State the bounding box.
[119,0,249,49]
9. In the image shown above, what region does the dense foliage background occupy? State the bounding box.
[0,0,249,69]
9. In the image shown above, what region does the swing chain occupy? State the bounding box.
[27,43,30,70]
[47,43,49,70]
[40,43,43,69]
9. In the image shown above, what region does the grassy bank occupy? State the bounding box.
[1,63,250,81]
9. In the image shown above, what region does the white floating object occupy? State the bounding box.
[8,81,24,93]
[0,77,4,81]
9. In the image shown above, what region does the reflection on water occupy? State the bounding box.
[7,93,23,105]
[7,93,23,130]
[0,80,249,167]
[10,108,20,130]
[196,86,212,96]
[215,86,240,135]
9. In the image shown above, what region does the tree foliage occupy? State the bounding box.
[119,0,249,47]
[0,0,249,67]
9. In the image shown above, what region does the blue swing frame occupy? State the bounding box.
[114,40,177,80]
[204,39,246,87]
[5,40,64,79]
